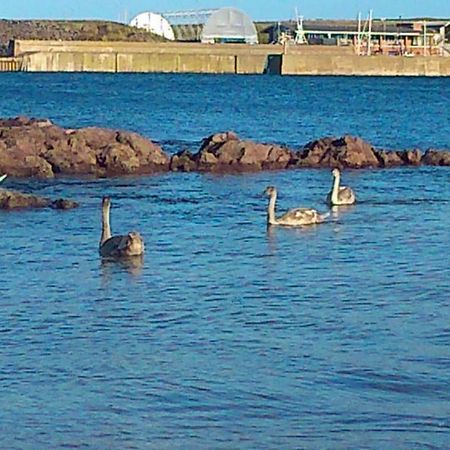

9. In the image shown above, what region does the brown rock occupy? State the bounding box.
[0,188,79,210]
[44,136,98,175]
[191,132,295,172]
[50,199,79,210]
[97,143,141,176]
[116,131,169,166]
[169,150,197,172]
[375,150,405,167]
[421,149,450,166]
[296,135,380,168]
[403,149,422,165]
[0,188,50,209]
[0,116,169,177]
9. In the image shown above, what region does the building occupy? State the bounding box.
[129,12,175,40]
[200,8,258,44]
[130,7,258,44]
[260,18,450,56]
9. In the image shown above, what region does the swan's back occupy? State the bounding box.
[338,186,356,204]
[278,207,326,226]
[100,232,144,257]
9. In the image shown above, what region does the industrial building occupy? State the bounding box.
[260,18,450,56]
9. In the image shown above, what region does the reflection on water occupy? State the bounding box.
[0,71,449,449]
[2,169,450,450]
[330,204,356,220]
[1,166,450,449]
[100,255,145,280]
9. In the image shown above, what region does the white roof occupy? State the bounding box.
[201,7,258,44]
[130,12,175,40]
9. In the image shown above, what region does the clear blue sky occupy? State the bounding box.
[2,0,450,22]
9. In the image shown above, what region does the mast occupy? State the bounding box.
[357,12,362,55]
[367,9,373,56]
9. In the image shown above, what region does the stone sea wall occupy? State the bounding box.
[12,40,450,76]
[0,117,449,180]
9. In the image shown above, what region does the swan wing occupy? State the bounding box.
[338,186,356,203]
[0,174,7,183]
[279,208,323,225]
[100,235,127,257]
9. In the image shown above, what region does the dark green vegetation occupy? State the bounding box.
[0,19,164,55]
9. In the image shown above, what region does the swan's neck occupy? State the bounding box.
[331,173,341,204]
[267,192,278,225]
[101,203,112,245]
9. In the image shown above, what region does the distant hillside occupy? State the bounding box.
[0,19,165,55]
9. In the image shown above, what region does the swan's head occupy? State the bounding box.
[123,232,145,256]
[331,168,341,177]
[102,196,111,208]
[264,186,277,196]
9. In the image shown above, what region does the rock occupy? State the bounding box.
[0,188,79,210]
[0,189,49,209]
[169,150,197,172]
[2,118,448,176]
[421,149,450,166]
[97,143,141,176]
[296,135,380,168]
[375,150,405,167]
[403,149,422,165]
[170,132,295,172]
[50,199,79,210]
[0,116,169,178]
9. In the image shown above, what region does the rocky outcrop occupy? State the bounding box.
[170,132,447,172]
[375,149,423,167]
[170,131,296,172]
[1,119,449,178]
[0,188,79,210]
[0,117,169,178]
[421,149,450,166]
[294,135,380,168]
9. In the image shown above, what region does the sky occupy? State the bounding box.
[2,0,450,22]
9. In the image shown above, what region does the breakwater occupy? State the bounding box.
[11,40,450,76]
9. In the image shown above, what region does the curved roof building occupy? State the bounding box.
[201,8,258,44]
[129,12,175,40]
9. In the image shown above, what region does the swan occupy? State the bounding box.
[99,196,144,258]
[327,168,356,206]
[264,186,329,226]
[0,174,7,183]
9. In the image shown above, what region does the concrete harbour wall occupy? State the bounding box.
[20,51,268,74]
[282,54,450,76]
[12,40,450,76]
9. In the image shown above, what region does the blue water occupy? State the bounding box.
[1,74,450,449]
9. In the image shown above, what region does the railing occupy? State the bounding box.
[0,58,21,71]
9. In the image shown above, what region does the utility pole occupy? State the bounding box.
[357,12,361,55]
[367,9,373,56]
[423,20,427,56]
